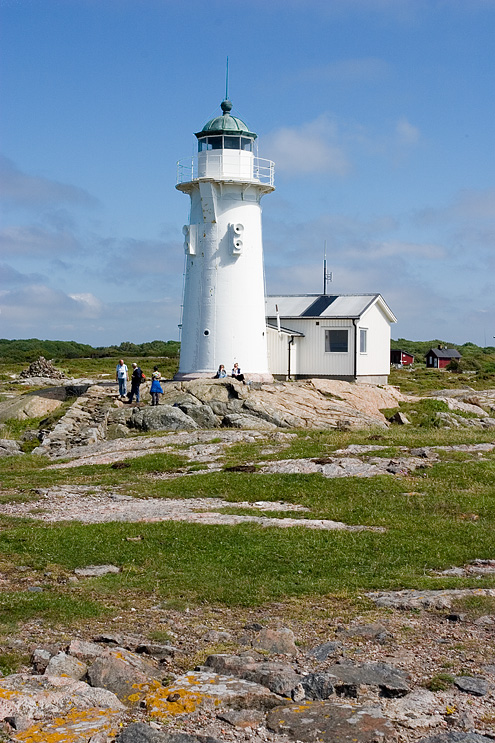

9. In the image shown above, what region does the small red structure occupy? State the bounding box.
[425,346,461,369]
[391,349,414,366]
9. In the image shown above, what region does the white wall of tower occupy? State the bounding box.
[178,168,271,376]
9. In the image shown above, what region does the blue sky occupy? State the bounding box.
[1,0,494,346]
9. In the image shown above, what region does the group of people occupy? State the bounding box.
[214,362,244,382]
[115,360,164,405]
[116,358,246,405]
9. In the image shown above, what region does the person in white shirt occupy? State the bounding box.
[116,359,128,399]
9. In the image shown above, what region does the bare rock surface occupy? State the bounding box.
[203,655,300,696]
[367,589,495,610]
[0,673,125,741]
[1,487,383,532]
[87,647,163,704]
[5,377,414,461]
[0,438,23,456]
[2,605,495,742]
[0,386,67,422]
[266,700,398,742]
[144,671,284,719]
[324,661,410,697]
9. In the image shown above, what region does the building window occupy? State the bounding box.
[325,329,348,353]
[360,328,367,353]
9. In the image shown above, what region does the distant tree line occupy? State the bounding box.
[0,339,180,363]
[391,339,495,373]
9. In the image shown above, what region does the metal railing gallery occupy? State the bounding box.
[177,154,275,187]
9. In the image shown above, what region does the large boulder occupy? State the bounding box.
[0,387,67,422]
[324,662,409,698]
[267,700,398,742]
[176,400,219,428]
[0,438,23,457]
[144,671,283,719]
[86,647,161,704]
[203,654,300,695]
[129,405,199,432]
[0,673,124,733]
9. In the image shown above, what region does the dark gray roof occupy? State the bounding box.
[266,294,397,322]
[426,348,462,359]
[266,322,305,336]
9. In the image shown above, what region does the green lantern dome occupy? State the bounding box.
[195,99,257,140]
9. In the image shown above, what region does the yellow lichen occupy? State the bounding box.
[13,707,121,743]
[0,687,16,699]
[135,680,210,720]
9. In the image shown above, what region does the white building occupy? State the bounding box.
[266,294,397,384]
[175,99,274,381]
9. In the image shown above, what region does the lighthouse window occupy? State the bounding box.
[241,137,253,151]
[198,136,222,151]
[224,136,240,150]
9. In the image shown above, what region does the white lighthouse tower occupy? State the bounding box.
[175,99,275,381]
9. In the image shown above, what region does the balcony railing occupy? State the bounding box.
[177,154,275,187]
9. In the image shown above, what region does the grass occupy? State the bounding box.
[0,451,494,611]
[425,673,455,692]
[0,590,104,631]
[389,366,495,394]
[1,355,495,630]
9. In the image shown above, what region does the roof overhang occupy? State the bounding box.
[266,322,305,337]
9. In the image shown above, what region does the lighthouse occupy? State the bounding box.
[175,99,275,381]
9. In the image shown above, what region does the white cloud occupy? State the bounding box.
[395,117,420,146]
[0,282,180,344]
[415,188,495,225]
[368,240,445,259]
[0,155,98,210]
[0,224,81,257]
[262,115,351,176]
[0,263,46,286]
[68,293,104,318]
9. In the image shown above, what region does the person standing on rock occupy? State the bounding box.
[116,359,128,399]
[127,363,143,404]
[150,366,163,406]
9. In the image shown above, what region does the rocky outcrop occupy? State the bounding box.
[1,612,494,742]
[32,384,113,456]
[127,378,406,434]
[0,438,23,457]
[0,386,68,423]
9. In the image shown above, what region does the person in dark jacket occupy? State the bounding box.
[231,362,244,382]
[128,362,143,403]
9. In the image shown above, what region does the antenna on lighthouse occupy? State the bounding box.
[225,56,229,100]
[323,241,333,294]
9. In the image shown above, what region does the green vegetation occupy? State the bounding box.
[0,342,495,631]
[0,338,180,363]
[0,440,494,614]
[390,339,495,392]
[425,673,455,692]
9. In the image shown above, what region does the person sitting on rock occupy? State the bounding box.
[231,362,244,382]
[214,364,227,379]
